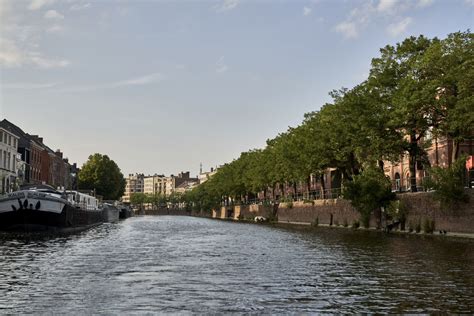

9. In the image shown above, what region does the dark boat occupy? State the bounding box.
[0,185,104,233]
[119,205,133,219]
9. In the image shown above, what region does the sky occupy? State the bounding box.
[1,0,473,177]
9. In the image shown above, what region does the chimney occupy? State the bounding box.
[56,149,63,158]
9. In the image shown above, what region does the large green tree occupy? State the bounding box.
[369,35,435,192]
[78,153,126,200]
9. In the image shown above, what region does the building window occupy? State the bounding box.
[8,135,11,146]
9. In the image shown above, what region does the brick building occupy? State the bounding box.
[0,119,75,190]
[384,134,474,191]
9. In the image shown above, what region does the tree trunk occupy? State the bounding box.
[378,160,384,171]
[307,175,311,200]
[452,139,460,163]
[409,131,418,192]
[320,174,325,199]
[350,152,360,176]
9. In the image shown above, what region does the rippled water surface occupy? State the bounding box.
[1,216,473,314]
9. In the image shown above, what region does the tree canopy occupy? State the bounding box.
[175,31,473,216]
[78,153,126,200]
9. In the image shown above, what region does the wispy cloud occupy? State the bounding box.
[57,73,165,93]
[334,2,373,39]
[115,73,164,86]
[46,24,64,33]
[70,2,91,11]
[2,82,59,89]
[1,1,70,68]
[335,21,358,39]
[0,38,70,68]
[303,6,312,16]
[44,10,64,19]
[387,17,412,37]
[377,0,398,13]
[334,0,430,39]
[215,56,228,73]
[417,0,434,7]
[28,0,55,11]
[214,0,239,13]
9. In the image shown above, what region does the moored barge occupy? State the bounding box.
[0,185,104,233]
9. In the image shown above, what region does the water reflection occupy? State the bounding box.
[0,216,473,313]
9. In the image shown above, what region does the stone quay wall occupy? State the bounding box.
[212,204,274,220]
[277,199,361,226]
[398,190,474,234]
[143,208,190,216]
[209,189,474,235]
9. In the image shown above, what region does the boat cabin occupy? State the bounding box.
[65,191,99,210]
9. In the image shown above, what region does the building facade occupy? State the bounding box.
[0,127,20,194]
[122,174,145,203]
[0,119,76,191]
[143,174,165,195]
[384,135,474,191]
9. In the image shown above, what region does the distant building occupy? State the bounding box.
[143,174,165,195]
[0,127,20,193]
[122,173,144,203]
[174,180,199,194]
[167,171,198,195]
[198,166,218,184]
[124,171,198,200]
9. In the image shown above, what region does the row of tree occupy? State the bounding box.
[129,192,184,210]
[182,31,473,213]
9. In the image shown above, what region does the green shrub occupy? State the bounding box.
[343,166,395,228]
[423,156,470,208]
[352,220,360,229]
[303,199,315,205]
[286,201,293,209]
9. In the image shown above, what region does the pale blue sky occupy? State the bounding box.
[1,0,473,176]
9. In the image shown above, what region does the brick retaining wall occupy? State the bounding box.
[275,190,474,234]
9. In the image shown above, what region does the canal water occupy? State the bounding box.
[0,216,473,314]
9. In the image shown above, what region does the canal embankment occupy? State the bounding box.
[209,189,474,237]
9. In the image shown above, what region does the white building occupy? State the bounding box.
[0,127,20,194]
[122,174,144,203]
[198,167,218,184]
[143,174,165,195]
[15,153,26,188]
